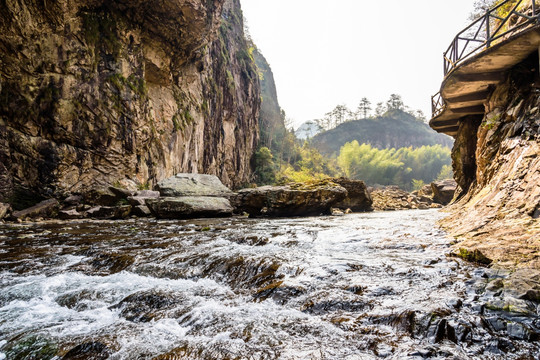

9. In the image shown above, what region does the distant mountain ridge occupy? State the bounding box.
[310,109,453,155]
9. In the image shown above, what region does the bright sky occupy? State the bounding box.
[241,0,476,128]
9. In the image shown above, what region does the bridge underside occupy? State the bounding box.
[430,26,540,137]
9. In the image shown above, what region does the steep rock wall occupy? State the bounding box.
[442,55,540,268]
[0,0,260,207]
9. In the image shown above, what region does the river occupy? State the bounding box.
[0,209,538,359]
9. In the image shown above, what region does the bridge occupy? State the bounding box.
[430,0,540,136]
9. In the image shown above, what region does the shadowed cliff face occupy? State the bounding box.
[443,54,540,268]
[0,0,260,206]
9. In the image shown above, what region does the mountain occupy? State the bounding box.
[295,121,322,140]
[310,110,454,155]
[0,0,260,207]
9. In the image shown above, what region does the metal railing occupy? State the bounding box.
[432,0,540,119]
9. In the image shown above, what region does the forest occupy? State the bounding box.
[254,94,453,191]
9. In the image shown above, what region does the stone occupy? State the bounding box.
[87,205,132,219]
[0,202,11,220]
[12,199,60,220]
[63,195,83,206]
[128,190,160,206]
[135,190,160,198]
[331,177,373,212]
[431,179,457,205]
[146,197,233,219]
[232,180,347,217]
[83,188,122,207]
[58,209,85,220]
[156,173,233,197]
[132,205,152,217]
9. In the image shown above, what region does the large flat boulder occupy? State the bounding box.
[12,199,60,220]
[431,179,457,205]
[233,181,347,217]
[156,174,233,197]
[331,177,373,212]
[146,197,233,219]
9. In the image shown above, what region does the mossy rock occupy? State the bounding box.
[3,335,58,360]
[456,248,492,265]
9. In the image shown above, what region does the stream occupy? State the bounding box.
[0,209,538,359]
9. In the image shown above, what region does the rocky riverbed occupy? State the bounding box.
[0,210,538,359]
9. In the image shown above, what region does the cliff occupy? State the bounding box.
[441,53,540,269]
[0,0,260,208]
[311,110,453,156]
[253,49,287,151]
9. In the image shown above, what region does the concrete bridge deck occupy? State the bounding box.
[430,1,540,136]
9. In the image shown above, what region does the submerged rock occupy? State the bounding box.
[146,197,233,219]
[331,177,373,212]
[156,173,233,197]
[431,179,457,205]
[62,341,111,360]
[12,199,60,220]
[232,180,347,217]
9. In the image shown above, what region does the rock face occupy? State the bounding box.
[156,173,233,197]
[431,179,457,205]
[331,177,373,212]
[233,181,348,217]
[0,0,260,208]
[441,56,540,268]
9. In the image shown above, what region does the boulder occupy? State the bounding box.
[331,177,373,212]
[146,197,233,219]
[83,188,122,207]
[232,181,347,217]
[109,186,134,199]
[0,202,11,220]
[132,205,152,217]
[431,179,457,205]
[58,209,86,220]
[12,199,60,220]
[87,205,132,219]
[128,190,160,207]
[156,173,233,197]
[63,195,83,206]
[420,184,433,196]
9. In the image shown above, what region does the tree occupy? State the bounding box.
[324,104,352,129]
[375,102,385,117]
[386,94,404,111]
[254,147,276,185]
[356,97,372,119]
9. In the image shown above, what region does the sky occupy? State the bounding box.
[241,0,476,129]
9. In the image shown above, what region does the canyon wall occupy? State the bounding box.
[0,0,260,208]
[442,54,540,268]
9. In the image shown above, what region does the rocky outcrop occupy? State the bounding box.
[0,0,260,209]
[233,181,347,217]
[331,177,373,212]
[431,179,457,205]
[441,56,540,269]
[0,203,11,220]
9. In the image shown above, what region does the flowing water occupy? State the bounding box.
[0,209,538,359]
